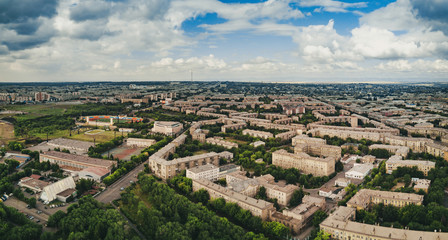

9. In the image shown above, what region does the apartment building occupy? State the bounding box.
[320,206,448,240]
[294,143,341,159]
[272,149,335,176]
[242,129,274,139]
[206,137,238,149]
[152,121,183,136]
[385,155,435,176]
[192,179,275,220]
[369,144,410,158]
[347,189,423,210]
[186,164,219,181]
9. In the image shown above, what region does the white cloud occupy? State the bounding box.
[299,0,368,13]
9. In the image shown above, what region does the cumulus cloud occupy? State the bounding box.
[1,0,448,82]
[0,0,59,51]
[411,0,448,34]
[299,0,368,13]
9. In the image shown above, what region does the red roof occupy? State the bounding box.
[30,174,42,180]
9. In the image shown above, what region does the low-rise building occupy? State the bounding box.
[206,137,238,149]
[320,206,448,240]
[413,178,431,193]
[79,167,111,182]
[40,151,116,172]
[242,129,274,139]
[18,177,50,193]
[40,176,77,203]
[192,178,275,220]
[335,178,351,187]
[347,189,423,210]
[345,163,373,179]
[369,144,409,158]
[126,138,156,147]
[386,155,435,176]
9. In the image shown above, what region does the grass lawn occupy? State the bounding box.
[85,129,105,135]
[224,137,247,145]
[67,130,118,143]
[4,104,72,117]
[33,129,71,140]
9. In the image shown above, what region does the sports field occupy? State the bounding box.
[103,145,143,160]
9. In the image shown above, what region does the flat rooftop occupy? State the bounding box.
[42,151,115,169]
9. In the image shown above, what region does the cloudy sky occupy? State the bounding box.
[0,0,447,82]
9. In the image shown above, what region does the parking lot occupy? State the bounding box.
[3,197,50,225]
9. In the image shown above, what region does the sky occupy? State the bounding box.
[0,0,448,83]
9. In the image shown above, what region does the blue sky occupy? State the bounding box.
[0,0,447,82]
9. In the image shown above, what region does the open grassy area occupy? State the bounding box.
[67,130,118,143]
[224,137,248,145]
[3,104,72,118]
[0,121,14,139]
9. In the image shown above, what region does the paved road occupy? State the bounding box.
[95,162,145,203]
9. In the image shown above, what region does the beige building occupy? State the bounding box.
[294,143,341,159]
[206,137,238,149]
[272,149,335,176]
[192,178,275,220]
[385,155,435,176]
[369,144,409,158]
[321,206,448,240]
[126,138,156,147]
[271,195,325,234]
[292,135,326,146]
[40,151,115,172]
[242,129,274,139]
[149,151,232,179]
[152,121,183,136]
[186,164,219,181]
[226,173,298,206]
[347,189,423,210]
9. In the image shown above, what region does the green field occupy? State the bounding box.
[67,130,119,143]
[3,104,72,118]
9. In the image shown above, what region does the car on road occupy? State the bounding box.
[36,210,42,214]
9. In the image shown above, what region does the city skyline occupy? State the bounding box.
[0,0,447,82]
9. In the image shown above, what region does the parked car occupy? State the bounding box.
[120,187,124,191]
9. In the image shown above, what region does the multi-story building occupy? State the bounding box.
[321,206,448,240]
[149,151,232,180]
[369,144,409,158]
[206,137,238,149]
[186,164,220,181]
[272,195,325,234]
[272,149,335,176]
[346,189,423,210]
[294,143,341,159]
[242,129,274,139]
[152,121,183,136]
[385,155,435,176]
[192,178,275,220]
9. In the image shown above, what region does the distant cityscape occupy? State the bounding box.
[0,81,447,239]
